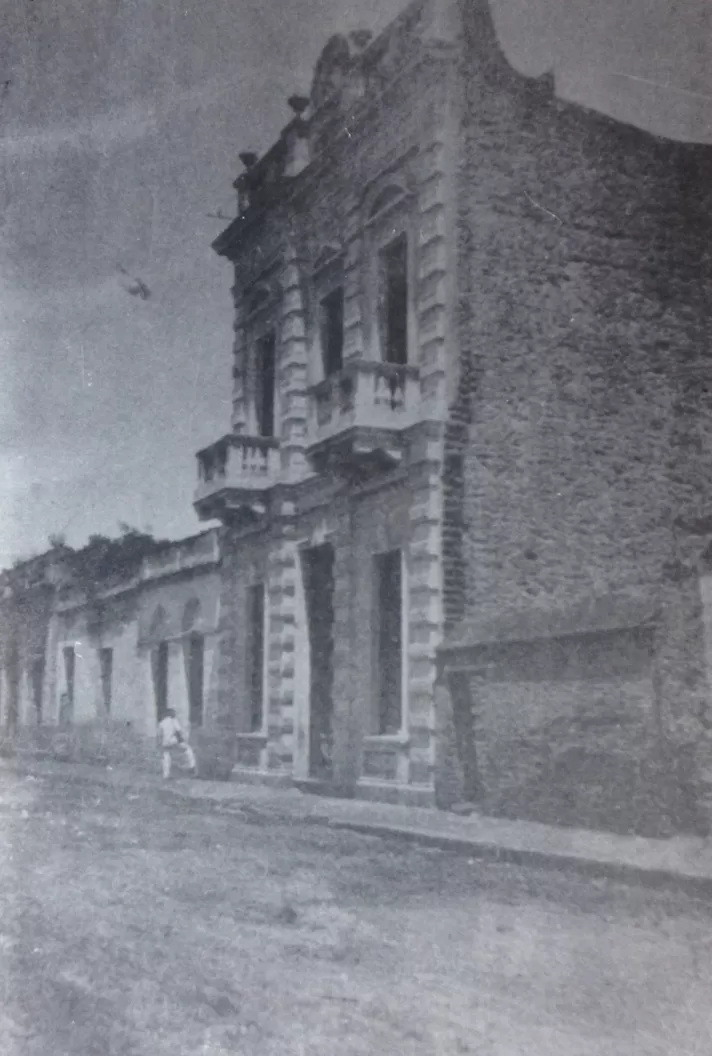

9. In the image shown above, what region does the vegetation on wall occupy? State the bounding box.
[57,524,169,590]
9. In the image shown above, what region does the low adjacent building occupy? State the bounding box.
[0,532,221,766]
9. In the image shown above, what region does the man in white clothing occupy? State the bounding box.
[157,708,197,779]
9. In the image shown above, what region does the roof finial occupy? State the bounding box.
[349,29,373,52]
[422,0,459,43]
[287,95,310,117]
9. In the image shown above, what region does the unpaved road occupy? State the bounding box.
[1,767,711,1055]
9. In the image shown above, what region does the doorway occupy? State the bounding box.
[302,543,335,780]
[373,549,403,735]
[246,584,265,732]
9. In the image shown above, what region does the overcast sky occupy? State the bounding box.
[1,0,711,565]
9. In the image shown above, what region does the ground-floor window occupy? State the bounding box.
[31,657,44,723]
[6,644,20,731]
[373,549,404,735]
[152,641,169,722]
[187,633,204,727]
[60,645,76,725]
[246,584,265,732]
[99,647,113,715]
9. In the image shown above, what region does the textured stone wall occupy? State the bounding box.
[456,4,712,616]
[463,627,688,835]
[216,527,267,735]
[439,0,712,825]
[454,6,709,616]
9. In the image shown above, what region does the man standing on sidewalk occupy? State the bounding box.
[157,708,197,780]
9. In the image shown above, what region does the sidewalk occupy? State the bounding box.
[5,755,712,897]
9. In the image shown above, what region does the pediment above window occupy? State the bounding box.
[312,243,345,275]
[245,281,277,318]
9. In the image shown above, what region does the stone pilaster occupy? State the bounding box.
[343,219,365,363]
[406,429,445,787]
[278,247,309,482]
[416,125,453,421]
[265,513,300,771]
[329,503,359,790]
[230,292,249,434]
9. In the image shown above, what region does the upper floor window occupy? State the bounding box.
[256,331,276,437]
[379,234,408,365]
[319,286,344,377]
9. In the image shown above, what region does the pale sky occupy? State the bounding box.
[1,0,711,565]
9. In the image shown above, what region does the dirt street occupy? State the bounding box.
[1,767,711,1055]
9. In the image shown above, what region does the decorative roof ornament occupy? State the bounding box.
[310,34,352,111]
[348,29,373,53]
[287,95,310,117]
[421,0,459,44]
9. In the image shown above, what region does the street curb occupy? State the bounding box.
[325,821,712,900]
[157,779,712,900]
[6,758,712,900]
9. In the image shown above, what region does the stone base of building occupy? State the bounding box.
[229,765,435,807]
[354,779,435,808]
[229,766,294,789]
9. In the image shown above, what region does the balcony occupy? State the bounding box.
[306,360,420,476]
[194,435,280,523]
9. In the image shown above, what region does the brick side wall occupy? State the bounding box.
[457,8,712,625]
[440,1,712,829]
[460,627,696,836]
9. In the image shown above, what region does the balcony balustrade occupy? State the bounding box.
[306,360,420,475]
[194,434,280,522]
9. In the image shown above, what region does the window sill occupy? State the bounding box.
[363,733,410,750]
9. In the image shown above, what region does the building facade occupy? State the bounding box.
[196,0,712,826]
[196,1,459,802]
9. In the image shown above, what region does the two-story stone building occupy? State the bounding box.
[196,0,712,829]
[195,2,459,802]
